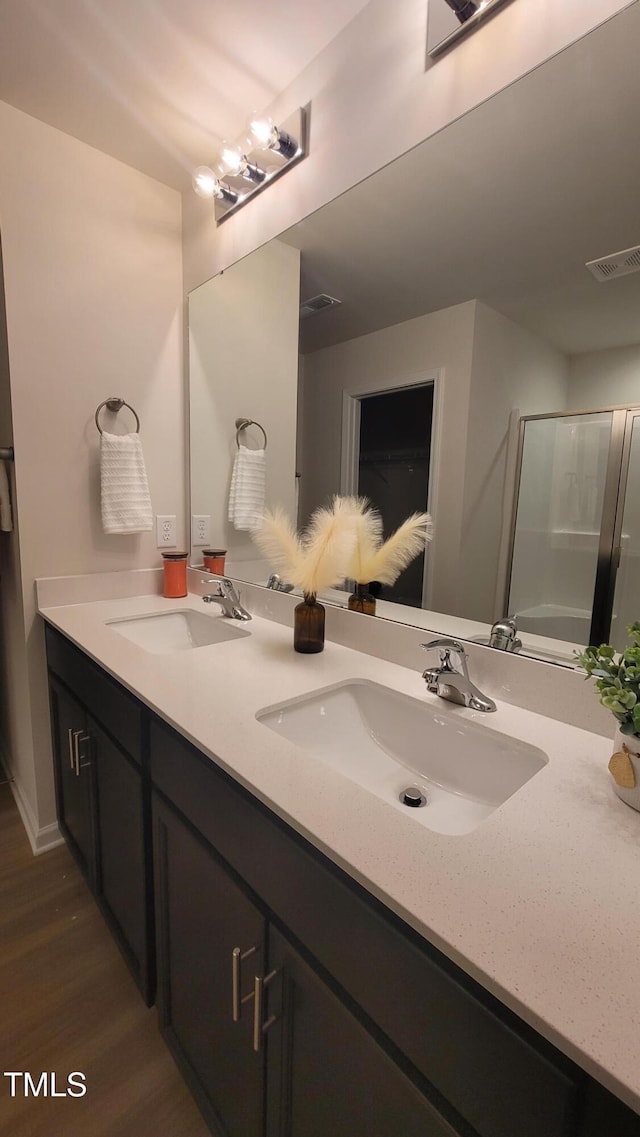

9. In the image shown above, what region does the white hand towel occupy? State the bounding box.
[0,460,12,531]
[228,445,266,531]
[101,431,153,534]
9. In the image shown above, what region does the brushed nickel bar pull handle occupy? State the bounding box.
[73,731,91,776]
[67,728,76,770]
[253,969,278,1053]
[71,729,84,775]
[231,945,257,1022]
[77,734,92,770]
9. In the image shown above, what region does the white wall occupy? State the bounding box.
[463,302,569,621]
[567,343,640,409]
[183,0,635,292]
[299,301,476,616]
[299,299,569,623]
[0,99,183,849]
[0,236,32,816]
[189,240,300,573]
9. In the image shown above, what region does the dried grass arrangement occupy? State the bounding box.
[252,504,355,599]
[337,496,432,587]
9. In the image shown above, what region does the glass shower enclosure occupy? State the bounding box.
[506,405,640,652]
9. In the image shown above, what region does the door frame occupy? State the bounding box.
[340,369,443,609]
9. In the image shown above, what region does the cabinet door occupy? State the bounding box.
[153,793,265,1137]
[89,715,150,1000]
[265,926,463,1137]
[49,677,95,884]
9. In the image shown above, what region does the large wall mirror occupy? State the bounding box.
[189,2,640,668]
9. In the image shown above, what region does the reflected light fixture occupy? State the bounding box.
[444,0,484,22]
[192,106,307,224]
[429,0,514,55]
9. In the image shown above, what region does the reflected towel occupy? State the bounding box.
[0,460,12,531]
[228,445,265,531]
[100,431,153,534]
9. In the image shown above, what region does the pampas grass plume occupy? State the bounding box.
[365,512,432,585]
[338,497,432,585]
[252,506,303,584]
[253,505,355,595]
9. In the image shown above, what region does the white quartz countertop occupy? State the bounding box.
[39,591,640,1112]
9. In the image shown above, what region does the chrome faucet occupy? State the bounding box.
[202,578,252,621]
[266,573,294,593]
[488,617,522,653]
[421,638,496,712]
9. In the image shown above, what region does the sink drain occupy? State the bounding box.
[399,786,427,808]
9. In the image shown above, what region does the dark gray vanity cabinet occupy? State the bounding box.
[152,714,633,1137]
[153,792,266,1137]
[264,924,461,1137]
[45,626,153,1004]
[48,675,97,884]
[44,626,640,1136]
[153,787,458,1137]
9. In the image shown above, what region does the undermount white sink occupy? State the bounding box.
[105,609,250,653]
[257,680,547,835]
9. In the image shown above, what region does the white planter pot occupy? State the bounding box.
[610,728,640,812]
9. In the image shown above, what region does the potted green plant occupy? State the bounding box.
[576,622,640,811]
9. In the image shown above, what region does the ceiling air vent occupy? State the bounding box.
[586,244,640,282]
[300,293,342,318]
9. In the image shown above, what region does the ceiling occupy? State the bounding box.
[284,1,640,357]
[0,0,368,189]
[2,0,638,358]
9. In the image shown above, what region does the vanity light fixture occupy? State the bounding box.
[192,106,307,224]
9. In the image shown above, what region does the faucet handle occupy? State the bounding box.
[220,578,240,599]
[421,638,466,655]
[420,638,469,677]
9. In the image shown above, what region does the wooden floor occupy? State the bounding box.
[0,785,210,1137]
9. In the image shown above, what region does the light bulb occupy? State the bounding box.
[216,141,265,185]
[247,116,277,151]
[192,166,219,199]
[217,144,244,178]
[246,115,298,161]
[191,165,238,205]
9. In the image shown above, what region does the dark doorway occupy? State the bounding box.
[358,384,433,607]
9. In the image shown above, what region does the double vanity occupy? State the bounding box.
[38,577,640,1136]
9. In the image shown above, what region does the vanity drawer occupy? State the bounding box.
[45,626,142,763]
[150,716,580,1137]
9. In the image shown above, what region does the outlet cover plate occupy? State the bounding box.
[191,514,211,546]
[156,515,177,547]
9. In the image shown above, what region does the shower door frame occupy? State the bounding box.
[504,402,640,648]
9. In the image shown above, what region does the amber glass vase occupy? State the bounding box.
[293,593,325,653]
[348,583,376,616]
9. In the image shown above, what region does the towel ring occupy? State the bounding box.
[235,417,267,449]
[95,398,141,435]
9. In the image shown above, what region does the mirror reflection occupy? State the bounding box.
[426,0,515,57]
[189,5,640,667]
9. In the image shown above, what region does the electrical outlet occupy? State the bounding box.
[156,515,177,548]
[191,514,211,547]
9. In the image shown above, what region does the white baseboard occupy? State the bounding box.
[8,775,63,856]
